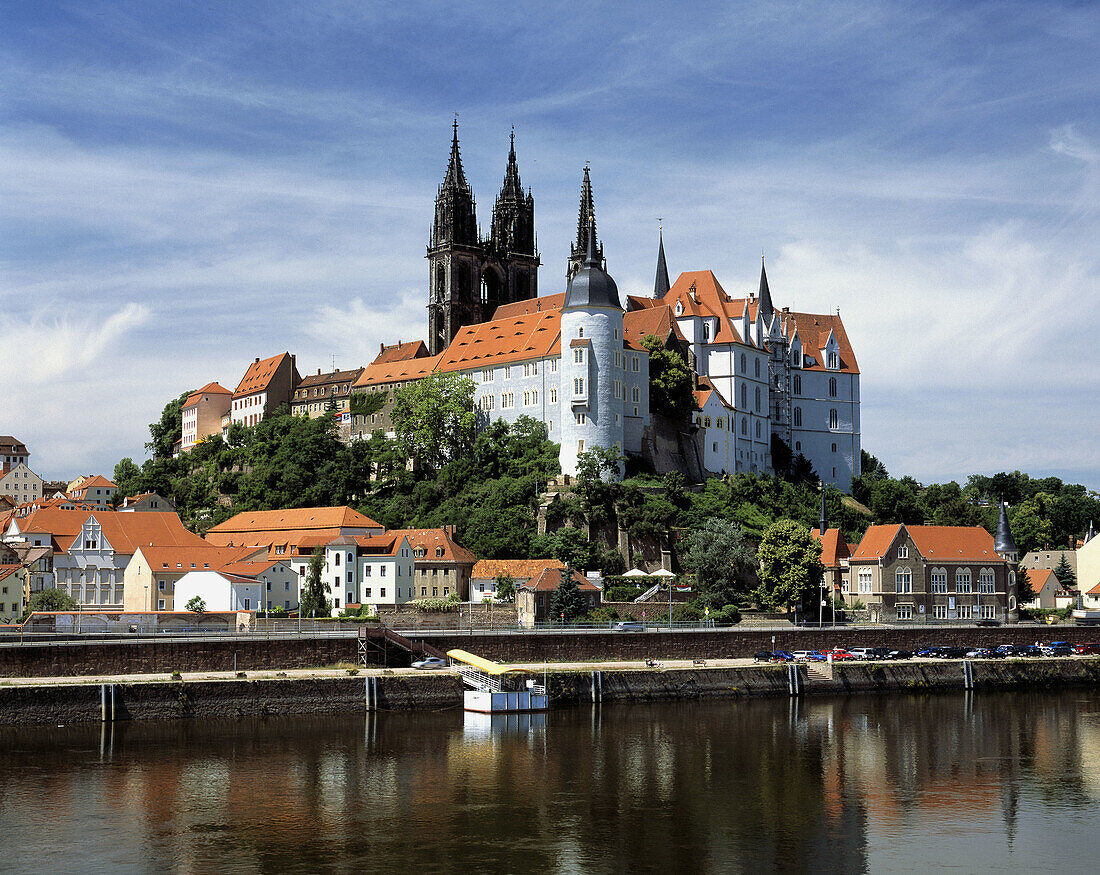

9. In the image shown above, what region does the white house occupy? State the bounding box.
[175,570,265,613]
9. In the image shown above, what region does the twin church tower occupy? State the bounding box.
[427,121,541,355]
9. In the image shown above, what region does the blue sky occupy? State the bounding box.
[2,1,1098,488]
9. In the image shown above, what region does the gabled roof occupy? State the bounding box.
[70,475,117,492]
[135,544,258,572]
[519,566,601,592]
[0,437,28,455]
[353,353,443,389]
[1026,568,1059,593]
[10,508,205,555]
[207,507,382,538]
[785,312,859,374]
[472,558,564,580]
[623,304,689,349]
[295,367,364,389]
[372,340,429,365]
[852,524,1003,562]
[662,271,746,345]
[385,528,477,564]
[811,528,851,567]
[234,352,293,397]
[184,382,232,407]
[693,376,735,414]
[436,309,565,369]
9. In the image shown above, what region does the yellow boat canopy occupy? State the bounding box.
[447,649,527,675]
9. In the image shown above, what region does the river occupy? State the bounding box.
[2,690,1100,873]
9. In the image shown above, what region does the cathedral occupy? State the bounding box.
[352,125,862,490]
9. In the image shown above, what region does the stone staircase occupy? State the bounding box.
[804,661,834,681]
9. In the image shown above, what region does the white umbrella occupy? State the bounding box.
[651,568,676,578]
[622,568,649,577]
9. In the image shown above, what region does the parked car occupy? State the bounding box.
[866,647,894,660]
[965,648,996,659]
[975,618,1001,627]
[847,647,878,660]
[792,650,826,662]
[1041,642,1074,657]
[828,648,858,661]
[916,645,950,658]
[753,651,775,663]
[772,650,796,662]
[888,649,914,660]
[612,622,646,632]
[1016,645,1043,657]
[1073,643,1100,655]
[412,657,448,670]
[937,647,971,659]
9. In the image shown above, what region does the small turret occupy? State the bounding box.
[568,166,603,279]
[654,229,670,298]
[995,501,1018,559]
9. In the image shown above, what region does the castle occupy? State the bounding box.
[351,126,862,490]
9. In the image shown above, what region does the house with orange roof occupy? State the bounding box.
[180,382,232,452]
[230,352,301,429]
[0,462,43,507]
[470,558,564,602]
[0,564,23,622]
[3,506,208,610]
[122,543,268,612]
[66,475,118,508]
[693,377,739,475]
[119,492,175,513]
[516,566,601,627]
[174,558,299,615]
[848,507,1019,623]
[386,527,477,601]
[1021,567,1062,611]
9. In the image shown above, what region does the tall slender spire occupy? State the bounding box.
[442,117,469,192]
[569,165,603,278]
[654,228,670,298]
[758,256,775,324]
[995,502,1018,555]
[490,125,535,257]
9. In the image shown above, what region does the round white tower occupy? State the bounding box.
[559,216,624,479]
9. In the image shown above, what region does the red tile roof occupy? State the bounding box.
[1026,568,1059,592]
[472,558,564,580]
[850,525,903,560]
[520,566,601,592]
[385,528,477,564]
[372,340,430,364]
[234,353,293,397]
[786,312,860,374]
[852,524,1003,562]
[10,508,204,555]
[662,271,745,344]
[811,528,851,567]
[184,382,232,407]
[207,507,382,539]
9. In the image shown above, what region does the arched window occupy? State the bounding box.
[755,421,761,438]
[930,568,947,593]
[334,553,340,567]
[740,353,746,373]
[754,387,761,411]
[828,351,839,369]
[979,568,995,593]
[741,418,748,435]
[793,407,802,427]
[754,358,761,378]
[895,567,912,593]
[956,568,972,593]
[741,384,747,408]
[703,416,712,428]
[632,386,640,402]
[829,377,837,398]
[793,375,801,395]
[829,408,838,429]
[702,322,710,342]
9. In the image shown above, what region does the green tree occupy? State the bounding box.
[391,371,476,472]
[301,546,332,617]
[495,573,516,603]
[683,517,757,609]
[185,596,207,614]
[549,570,587,623]
[1016,568,1035,605]
[112,457,143,502]
[1053,554,1076,589]
[146,391,191,459]
[530,526,595,570]
[641,334,694,421]
[755,519,825,612]
[869,477,923,525]
[21,588,79,620]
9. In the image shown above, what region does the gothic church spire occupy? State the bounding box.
[654,228,670,298]
[758,256,775,324]
[432,119,478,248]
[569,166,603,279]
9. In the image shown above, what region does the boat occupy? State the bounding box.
[447,648,549,713]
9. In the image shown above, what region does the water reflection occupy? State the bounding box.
[2,691,1100,872]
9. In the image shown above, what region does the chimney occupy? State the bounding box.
[380,342,385,353]
[318,368,322,375]
[255,357,260,364]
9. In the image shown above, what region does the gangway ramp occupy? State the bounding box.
[447,649,548,713]
[358,627,448,667]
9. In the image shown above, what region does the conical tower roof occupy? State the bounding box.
[569,166,603,274]
[995,502,1018,555]
[441,117,470,193]
[654,230,670,298]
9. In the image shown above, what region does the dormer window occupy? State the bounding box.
[828,351,839,370]
[675,301,683,316]
[702,322,710,342]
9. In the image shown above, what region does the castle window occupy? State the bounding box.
[574,349,584,364]
[831,443,837,453]
[755,421,761,439]
[795,441,801,451]
[550,388,558,403]
[754,387,761,411]
[793,407,802,427]
[741,384,747,408]
[703,416,712,428]
[482,369,493,382]
[740,353,746,373]
[828,351,839,370]
[614,329,619,340]
[578,440,584,453]
[632,356,640,372]
[573,378,584,395]
[741,418,748,435]
[829,409,839,429]
[829,377,837,398]
[754,358,760,378]
[550,359,558,373]
[702,322,710,342]
[793,375,801,395]
[632,386,640,403]
[503,366,511,380]
[575,412,586,425]
[578,327,583,338]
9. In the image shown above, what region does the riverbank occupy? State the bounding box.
[3,657,1100,725]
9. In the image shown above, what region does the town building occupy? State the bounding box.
[2,507,208,610]
[119,492,175,513]
[469,558,565,602]
[290,367,364,424]
[1073,532,1100,603]
[1020,548,1077,576]
[230,352,301,428]
[0,437,30,471]
[66,475,118,508]
[387,528,477,602]
[180,382,232,452]
[0,565,23,622]
[811,498,855,607]
[848,505,1019,624]
[0,462,42,507]
[122,543,264,612]
[516,566,601,627]
[1021,567,1063,611]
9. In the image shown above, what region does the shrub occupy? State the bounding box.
[585,606,620,623]
[709,604,742,625]
[672,602,705,622]
[604,584,647,602]
[412,597,460,613]
[346,668,360,676]
[170,670,182,681]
